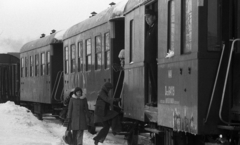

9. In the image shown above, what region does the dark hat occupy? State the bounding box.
[145,9,156,16]
[103,82,113,90]
[74,87,82,94]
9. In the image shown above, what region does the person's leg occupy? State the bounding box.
[149,63,157,104]
[72,130,78,145]
[76,130,84,145]
[111,114,122,134]
[93,120,111,143]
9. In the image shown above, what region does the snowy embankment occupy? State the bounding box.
[0,101,126,145]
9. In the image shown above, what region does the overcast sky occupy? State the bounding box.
[0,0,123,53]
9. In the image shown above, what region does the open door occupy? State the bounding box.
[229,0,240,115]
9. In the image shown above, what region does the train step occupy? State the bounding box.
[112,131,130,136]
[144,127,162,133]
[218,125,240,131]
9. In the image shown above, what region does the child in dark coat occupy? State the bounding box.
[67,87,90,145]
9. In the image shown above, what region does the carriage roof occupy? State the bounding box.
[20,30,65,53]
[63,0,128,40]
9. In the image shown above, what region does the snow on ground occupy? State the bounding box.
[0,101,126,145]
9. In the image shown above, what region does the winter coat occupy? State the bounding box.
[67,94,89,130]
[94,83,118,123]
[59,93,73,120]
[145,23,157,63]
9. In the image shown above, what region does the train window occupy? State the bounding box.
[86,39,92,71]
[95,35,102,70]
[71,45,76,73]
[104,33,110,69]
[65,47,69,74]
[25,57,28,77]
[41,52,45,76]
[181,0,192,54]
[207,0,221,51]
[168,0,175,53]
[30,56,33,77]
[78,42,83,72]
[35,54,39,76]
[130,20,134,63]
[21,58,24,77]
[46,51,50,75]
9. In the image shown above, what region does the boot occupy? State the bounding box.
[94,140,98,145]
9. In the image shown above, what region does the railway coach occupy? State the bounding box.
[20,30,65,119]
[122,0,240,144]
[0,53,20,103]
[62,0,127,112]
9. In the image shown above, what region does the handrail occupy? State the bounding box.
[53,71,63,102]
[204,44,225,124]
[219,38,240,125]
[60,88,64,102]
[51,71,61,99]
[112,64,124,109]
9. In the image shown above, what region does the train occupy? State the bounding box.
[0,0,240,144]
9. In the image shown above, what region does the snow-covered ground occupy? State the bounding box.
[0,101,126,145]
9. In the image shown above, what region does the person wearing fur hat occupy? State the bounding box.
[93,82,121,145]
[66,87,90,145]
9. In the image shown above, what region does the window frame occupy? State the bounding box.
[65,47,69,74]
[35,54,39,76]
[168,0,175,53]
[30,56,34,77]
[104,32,110,69]
[181,0,193,54]
[21,57,24,77]
[25,57,28,77]
[95,35,102,70]
[70,44,76,73]
[41,52,45,76]
[78,41,83,72]
[86,38,92,71]
[46,51,50,75]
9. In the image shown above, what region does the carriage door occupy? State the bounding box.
[228,0,240,114]
[215,0,240,115]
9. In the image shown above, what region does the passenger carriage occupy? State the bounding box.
[0,53,20,103]
[62,0,127,111]
[20,30,64,119]
[123,0,240,144]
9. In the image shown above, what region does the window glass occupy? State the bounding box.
[78,42,83,72]
[71,45,76,73]
[207,0,221,51]
[104,33,110,69]
[35,54,39,76]
[47,51,50,75]
[25,57,28,77]
[130,20,133,62]
[41,53,45,75]
[21,58,24,77]
[168,0,175,52]
[86,39,91,71]
[182,0,192,53]
[30,56,33,77]
[95,36,102,70]
[65,47,69,74]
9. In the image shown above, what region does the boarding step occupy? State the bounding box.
[144,127,162,133]
[218,125,240,131]
[145,106,158,122]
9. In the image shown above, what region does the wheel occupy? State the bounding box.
[126,123,138,145]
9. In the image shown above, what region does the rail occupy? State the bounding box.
[112,63,124,109]
[51,71,63,102]
[204,44,225,124]
[219,38,240,125]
